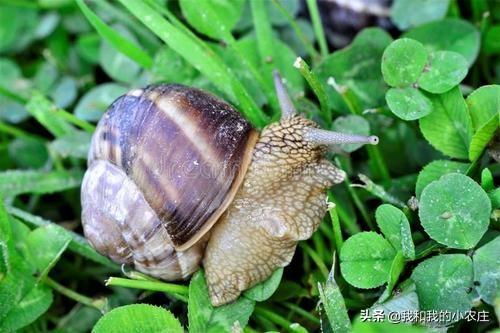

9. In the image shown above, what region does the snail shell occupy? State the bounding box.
[82,84,257,279]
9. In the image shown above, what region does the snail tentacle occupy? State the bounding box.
[303,127,379,146]
[273,70,297,120]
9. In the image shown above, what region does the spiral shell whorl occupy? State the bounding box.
[82,160,204,279]
[87,84,257,249]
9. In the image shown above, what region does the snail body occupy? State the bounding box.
[81,72,378,306]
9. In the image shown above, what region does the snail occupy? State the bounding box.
[81,71,379,306]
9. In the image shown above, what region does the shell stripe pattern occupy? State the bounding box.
[82,159,204,279]
[88,84,258,250]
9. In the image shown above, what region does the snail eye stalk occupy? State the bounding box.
[273,70,297,120]
[303,127,379,146]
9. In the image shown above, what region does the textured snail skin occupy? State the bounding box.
[204,116,346,305]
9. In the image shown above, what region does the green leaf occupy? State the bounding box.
[0,273,27,322]
[418,51,468,94]
[0,200,12,275]
[76,33,100,64]
[481,168,495,192]
[332,115,370,153]
[484,25,500,54]
[244,268,283,302]
[0,169,83,198]
[465,85,500,131]
[0,285,53,332]
[0,6,37,54]
[8,137,48,169]
[391,0,450,30]
[25,92,75,138]
[419,87,473,159]
[34,62,59,95]
[419,173,491,249]
[469,115,499,161]
[317,273,351,333]
[340,232,396,289]
[179,0,245,40]
[74,83,128,122]
[49,130,92,159]
[411,254,474,325]
[0,58,22,89]
[26,224,71,279]
[415,160,469,198]
[220,36,304,101]
[386,252,406,300]
[0,95,29,124]
[93,304,183,333]
[473,236,500,305]
[0,59,29,122]
[489,188,500,209]
[50,76,78,109]
[217,38,266,107]
[151,46,197,84]
[35,12,60,40]
[373,280,419,314]
[99,24,142,84]
[375,204,415,259]
[314,28,393,111]
[381,38,428,87]
[268,0,300,26]
[75,0,153,69]
[403,18,480,66]
[188,269,255,333]
[9,207,118,269]
[386,87,432,120]
[270,281,308,301]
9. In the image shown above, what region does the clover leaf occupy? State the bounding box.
[419,173,491,249]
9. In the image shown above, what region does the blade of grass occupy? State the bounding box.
[366,145,391,182]
[353,174,407,209]
[106,277,188,302]
[305,0,328,57]
[300,243,329,279]
[254,306,293,330]
[56,109,95,133]
[327,191,344,252]
[294,57,331,122]
[330,196,360,235]
[25,92,75,138]
[0,86,28,104]
[0,169,83,198]
[93,0,161,52]
[0,121,44,140]
[119,0,268,127]
[43,277,108,313]
[282,302,320,324]
[8,207,119,269]
[312,231,329,263]
[250,0,280,114]
[317,273,351,333]
[335,157,374,230]
[75,0,153,69]
[270,0,319,60]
